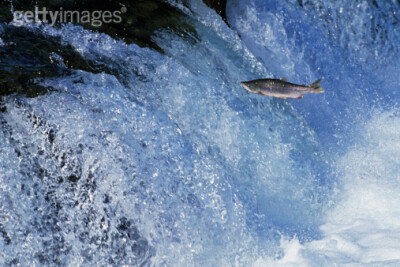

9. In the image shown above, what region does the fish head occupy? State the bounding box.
[241,81,259,93]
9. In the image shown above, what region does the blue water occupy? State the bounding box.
[1,0,400,265]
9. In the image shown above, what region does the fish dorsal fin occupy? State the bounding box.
[309,79,322,89]
[280,77,287,82]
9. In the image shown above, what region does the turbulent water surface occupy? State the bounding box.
[1,0,400,266]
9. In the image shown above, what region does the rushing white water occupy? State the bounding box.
[0,0,399,265]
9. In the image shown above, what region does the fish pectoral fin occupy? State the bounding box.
[280,77,287,82]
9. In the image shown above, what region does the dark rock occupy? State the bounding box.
[203,0,228,25]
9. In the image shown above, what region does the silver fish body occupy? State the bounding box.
[241,78,324,99]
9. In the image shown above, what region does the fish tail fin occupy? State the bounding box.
[309,79,324,93]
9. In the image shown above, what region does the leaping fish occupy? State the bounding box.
[241,78,324,99]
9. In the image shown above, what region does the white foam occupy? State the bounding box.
[255,111,400,265]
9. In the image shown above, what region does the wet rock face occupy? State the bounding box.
[0,0,199,100]
[1,0,196,49]
[0,24,96,98]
